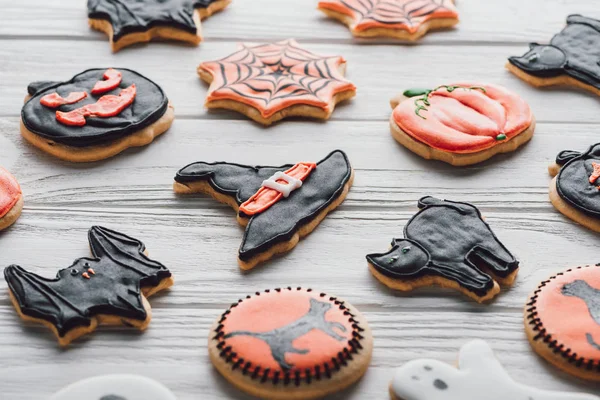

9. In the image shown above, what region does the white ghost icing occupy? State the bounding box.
[391,340,599,400]
[50,374,176,400]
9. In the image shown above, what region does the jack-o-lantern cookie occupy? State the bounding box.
[318,0,459,41]
[390,340,599,400]
[20,68,174,162]
[4,226,173,347]
[88,0,231,52]
[0,167,23,231]
[197,39,356,125]
[525,265,600,382]
[367,197,519,303]
[508,15,600,97]
[548,143,600,232]
[209,287,373,400]
[50,374,176,400]
[390,83,535,166]
[174,150,353,270]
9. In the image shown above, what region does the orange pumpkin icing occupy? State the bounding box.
[199,40,356,119]
[0,167,21,219]
[392,83,533,153]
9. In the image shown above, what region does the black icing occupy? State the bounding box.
[555,143,600,218]
[509,15,600,89]
[88,0,220,42]
[366,197,519,298]
[100,396,127,400]
[4,226,171,337]
[174,150,352,262]
[21,68,168,147]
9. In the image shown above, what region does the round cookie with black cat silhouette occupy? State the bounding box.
[209,287,373,400]
[525,265,600,382]
[50,374,176,400]
[21,68,174,162]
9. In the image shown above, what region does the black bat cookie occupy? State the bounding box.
[366,197,519,302]
[174,150,353,270]
[4,226,173,346]
[508,15,600,93]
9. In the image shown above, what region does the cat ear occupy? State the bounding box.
[417,196,475,215]
[555,150,582,166]
[27,81,61,96]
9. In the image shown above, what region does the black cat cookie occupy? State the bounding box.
[88,0,231,52]
[366,197,519,303]
[208,287,373,399]
[548,143,600,232]
[21,68,174,162]
[508,15,600,97]
[174,150,354,270]
[4,226,173,346]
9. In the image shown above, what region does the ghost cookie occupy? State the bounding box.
[0,167,23,231]
[88,0,231,52]
[525,265,600,382]
[390,83,534,166]
[197,39,356,125]
[508,15,600,97]
[548,143,600,232]
[366,197,519,303]
[20,68,174,162]
[50,374,176,400]
[4,226,173,347]
[209,287,373,400]
[174,150,353,270]
[390,340,599,400]
[318,0,459,41]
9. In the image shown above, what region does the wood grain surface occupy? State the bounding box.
[1,0,600,398]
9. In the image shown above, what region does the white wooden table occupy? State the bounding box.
[2,1,600,398]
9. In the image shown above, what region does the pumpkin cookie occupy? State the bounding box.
[390,83,535,166]
[508,15,600,97]
[197,39,356,125]
[21,68,174,162]
[209,287,373,400]
[0,167,23,231]
[525,265,600,382]
[88,0,231,52]
[367,197,519,303]
[318,0,459,41]
[4,226,173,347]
[51,374,176,400]
[548,143,600,232]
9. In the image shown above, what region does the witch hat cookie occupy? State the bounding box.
[174,150,353,270]
[367,197,519,303]
[4,226,173,346]
[0,167,23,231]
[51,374,177,400]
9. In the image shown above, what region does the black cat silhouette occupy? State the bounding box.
[562,280,600,350]
[224,298,347,370]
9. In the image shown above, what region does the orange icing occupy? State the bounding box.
[199,40,356,119]
[590,162,600,190]
[318,0,458,34]
[393,83,533,153]
[0,167,21,219]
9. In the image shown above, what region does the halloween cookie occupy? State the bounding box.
[209,287,373,400]
[4,226,173,347]
[548,143,600,232]
[390,83,534,166]
[197,39,356,125]
[88,0,231,52]
[21,68,174,162]
[508,15,600,97]
[50,374,176,400]
[0,167,23,231]
[174,150,353,270]
[318,0,459,41]
[525,265,600,382]
[390,340,599,400]
[366,197,519,303]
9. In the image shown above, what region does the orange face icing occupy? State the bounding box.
[199,39,356,119]
[393,83,533,153]
[535,266,600,362]
[218,289,355,379]
[318,0,458,34]
[0,167,21,219]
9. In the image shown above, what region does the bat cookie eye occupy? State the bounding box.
[402,246,411,254]
[70,269,78,276]
[527,53,539,62]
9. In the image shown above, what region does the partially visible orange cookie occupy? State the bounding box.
[318,0,459,40]
[0,167,23,231]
